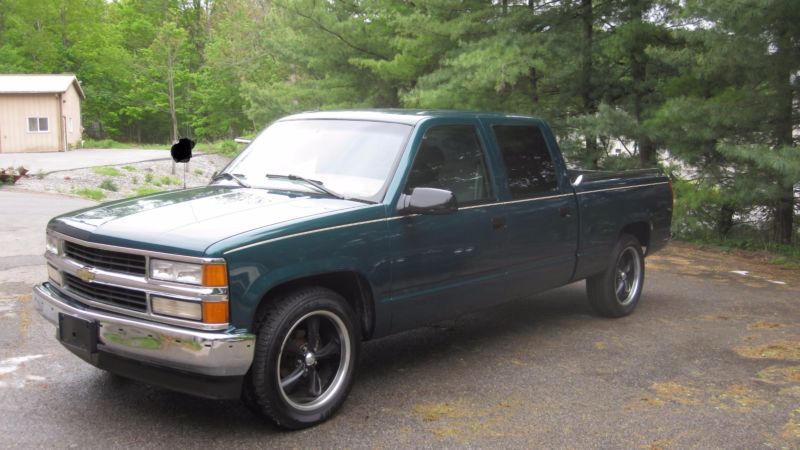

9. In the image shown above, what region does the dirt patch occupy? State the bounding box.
[624,396,666,411]
[640,438,673,450]
[694,313,749,322]
[748,321,789,331]
[756,366,800,385]
[734,341,800,361]
[412,402,469,422]
[711,384,768,411]
[782,409,800,440]
[641,382,768,413]
[651,382,702,405]
[649,242,800,288]
[780,386,800,397]
[410,399,516,442]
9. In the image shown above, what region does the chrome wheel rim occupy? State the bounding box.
[277,310,351,411]
[614,247,642,306]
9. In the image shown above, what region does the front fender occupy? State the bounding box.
[220,220,391,330]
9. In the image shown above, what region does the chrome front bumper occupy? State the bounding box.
[34,282,255,377]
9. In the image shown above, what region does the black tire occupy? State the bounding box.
[243,287,360,429]
[586,234,645,317]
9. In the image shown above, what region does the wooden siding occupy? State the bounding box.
[62,83,82,148]
[0,83,83,153]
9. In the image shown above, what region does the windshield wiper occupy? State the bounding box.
[264,173,348,200]
[212,172,251,188]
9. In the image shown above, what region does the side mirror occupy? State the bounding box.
[398,187,457,215]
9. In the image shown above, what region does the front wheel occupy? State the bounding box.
[586,234,645,317]
[244,287,359,429]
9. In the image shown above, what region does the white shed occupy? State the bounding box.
[0,74,85,153]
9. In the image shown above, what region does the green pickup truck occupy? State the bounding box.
[34,110,672,429]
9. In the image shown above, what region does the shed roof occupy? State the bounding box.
[0,74,85,99]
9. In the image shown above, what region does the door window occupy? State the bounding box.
[405,125,492,205]
[492,125,558,198]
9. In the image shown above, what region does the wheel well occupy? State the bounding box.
[256,271,375,339]
[620,222,650,250]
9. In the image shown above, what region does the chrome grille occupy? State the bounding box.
[63,273,147,312]
[64,241,146,275]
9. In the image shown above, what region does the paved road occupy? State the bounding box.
[1,191,798,448]
[0,148,170,173]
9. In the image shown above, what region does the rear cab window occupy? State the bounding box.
[491,125,559,198]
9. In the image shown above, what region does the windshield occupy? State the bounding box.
[221,119,412,202]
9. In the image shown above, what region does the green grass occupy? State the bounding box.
[93,166,122,177]
[73,187,106,201]
[82,138,168,150]
[122,165,137,172]
[193,169,204,176]
[154,175,181,186]
[132,186,164,197]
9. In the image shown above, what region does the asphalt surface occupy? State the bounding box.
[1,190,799,449]
[0,148,171,173]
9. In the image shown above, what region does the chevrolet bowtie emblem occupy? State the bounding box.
[76,267,96,282]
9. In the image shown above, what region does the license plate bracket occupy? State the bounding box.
[58,313,98,354]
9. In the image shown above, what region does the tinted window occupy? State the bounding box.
[493,125,558,197]
[405,125,491,205]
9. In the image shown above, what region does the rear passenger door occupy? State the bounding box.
[485,121,579,300]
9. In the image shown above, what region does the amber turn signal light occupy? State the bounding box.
[202,264,228,287]
[202,301,229,324]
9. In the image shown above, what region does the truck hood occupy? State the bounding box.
[49,186,366,255]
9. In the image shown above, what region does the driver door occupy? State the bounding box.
[386,123,508,332]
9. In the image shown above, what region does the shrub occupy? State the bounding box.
[193,169,204,176]
[99,179,118,191]
[144,173,154,183]
[122,165,137,172]
[157,176,180,186]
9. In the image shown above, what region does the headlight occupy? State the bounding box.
[149,259,228,287]
[150,259,203,285]
[46,234,60,255]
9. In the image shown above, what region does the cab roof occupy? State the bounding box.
[279,109,540,125]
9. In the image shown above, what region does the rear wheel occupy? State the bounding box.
[586,234,645,317]
[244,287,359,429]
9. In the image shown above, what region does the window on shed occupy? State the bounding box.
[492,125,558,198]
[27,117,49,133]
